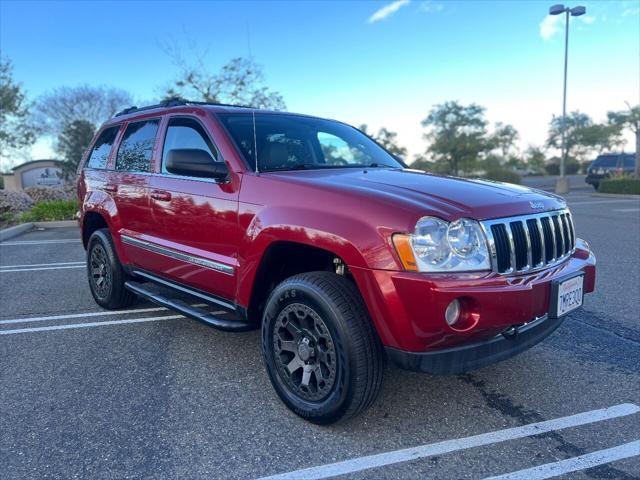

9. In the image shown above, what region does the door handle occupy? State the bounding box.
[151,190,172,201]
[103,183,118,193]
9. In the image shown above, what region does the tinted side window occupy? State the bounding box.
[87,126,119,169]
[115,120,159,173]
[622,156,635,167]
[162,118,218,174]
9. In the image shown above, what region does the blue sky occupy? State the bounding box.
[1,0,638,161]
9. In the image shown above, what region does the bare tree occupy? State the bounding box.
[162,40,285,110]
[34,85,133,135]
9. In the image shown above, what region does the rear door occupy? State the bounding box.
[144,115,241,301]
[110,119,160,268]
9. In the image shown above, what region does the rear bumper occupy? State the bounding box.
[385,313,562,374]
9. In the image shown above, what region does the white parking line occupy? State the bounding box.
[484,440,640,480]
[0,261,85,269]
[569,199,640,206]
[613,208,640,213]
[0,314,185,335]
[0,304,218,325]
[256,403,640,480]
[0,265,85,273]
[0,239,81,246]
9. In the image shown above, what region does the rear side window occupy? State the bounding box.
[161,118,219,174]
[115,120,160,173]
[86,126,119,169]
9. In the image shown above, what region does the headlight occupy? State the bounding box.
[393,216,491,272]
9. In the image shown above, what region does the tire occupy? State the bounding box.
[86,228,137,309]
[261,271,384,424]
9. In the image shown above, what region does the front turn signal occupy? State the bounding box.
[392,234,418,272]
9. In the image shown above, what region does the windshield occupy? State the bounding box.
[217,113,405,172]
[592,156,618,167]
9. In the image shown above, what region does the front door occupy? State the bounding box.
[144,115,240,302]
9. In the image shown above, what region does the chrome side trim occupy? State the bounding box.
[121,235,234,275]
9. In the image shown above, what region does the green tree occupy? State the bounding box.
[35,85,132,136]
[359,124,407,160]
[56,120,96,179]
[546,111,593,162]
[0,57,36,161]
[490,122,519,159]
[421,101,489,175]
[608,104,640,177]
[578,123,624,154]
[524,146,547,174]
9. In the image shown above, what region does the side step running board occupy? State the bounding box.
[125,281,254,332]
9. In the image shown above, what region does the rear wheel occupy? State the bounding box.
[261,272,384,424]
[87,229,137,309]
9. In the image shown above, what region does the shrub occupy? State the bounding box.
[480,167,522,185]
[598,176,640,195]
[20,199,78,222]
[0,190,33,215]
[24,186,71,203]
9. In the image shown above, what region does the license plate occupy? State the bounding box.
[550,274,584,318]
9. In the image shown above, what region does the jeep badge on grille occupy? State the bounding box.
[530,201,545,210]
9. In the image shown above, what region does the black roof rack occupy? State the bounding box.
[114,97,256,117]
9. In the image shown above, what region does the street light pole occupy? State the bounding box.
[549,4,586,194]
[560,8,569,180]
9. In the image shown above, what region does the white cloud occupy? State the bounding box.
[622,7,639,17]
[420,1,443,13]
[580,15,596,25]
[540,12,597,40]
[368,0,410,23]
[539,15,562,40]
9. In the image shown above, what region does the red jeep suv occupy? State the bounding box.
[78,99,596,424]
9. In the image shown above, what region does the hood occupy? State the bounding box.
[267,168,566,221]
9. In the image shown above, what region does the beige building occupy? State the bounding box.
[2,159,67,192]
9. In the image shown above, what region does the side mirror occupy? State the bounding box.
[166,149,228,180]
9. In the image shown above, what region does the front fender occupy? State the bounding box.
[235,204,402,307]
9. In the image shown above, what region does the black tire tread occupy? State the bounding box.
[87,229,137,309]
[270,271,384,423]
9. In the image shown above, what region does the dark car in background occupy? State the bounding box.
[585,153,636,189]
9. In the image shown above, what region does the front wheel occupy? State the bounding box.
[261,272,384,424]
[87,229,137,309]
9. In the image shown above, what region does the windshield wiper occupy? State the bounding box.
[261,163,317,172]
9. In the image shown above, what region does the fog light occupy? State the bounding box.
[445,299,460,326]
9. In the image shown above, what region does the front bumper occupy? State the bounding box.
[385,313,561,374]
[350,239,596,365]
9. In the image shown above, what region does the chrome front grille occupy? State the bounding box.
[481,209,575,274]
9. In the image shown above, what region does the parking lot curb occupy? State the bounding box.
[0,223,33,242]
[0,220,77,242]
[33,220,78,229]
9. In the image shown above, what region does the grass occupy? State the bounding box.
[19,199,78,222]
[598,176,640,195]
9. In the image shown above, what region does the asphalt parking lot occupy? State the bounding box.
[1,190,639,479]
